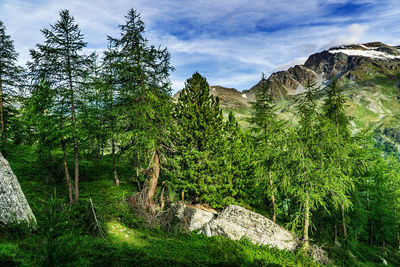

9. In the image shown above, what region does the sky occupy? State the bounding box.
[1,0,400,92]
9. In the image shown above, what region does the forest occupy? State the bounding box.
[0,8,400,267]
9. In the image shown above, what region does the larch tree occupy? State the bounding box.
[28,10,90,203]
[249,73,285,222]
[105,9,173,205]
[0,20,22,153]
[289,79,326,250]
[321,78,354,239]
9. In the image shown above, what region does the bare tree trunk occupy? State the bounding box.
[182,191,185,202]
[303,191,310,250]
[111,138,120,186]
[340,203,347,238]
[160,181,165,210]
[269,170,276,223]
[62,141,73,204]
[136,167,141,191]
[145,151,160,205]
[0,77,6,154]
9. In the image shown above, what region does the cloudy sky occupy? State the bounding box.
[1,0,400,92]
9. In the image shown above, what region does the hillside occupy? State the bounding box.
[188,42,400,147]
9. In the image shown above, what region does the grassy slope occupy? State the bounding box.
[0,145,319,267]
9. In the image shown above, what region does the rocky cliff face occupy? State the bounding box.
[248,42,400,98]
[0,153,35,224]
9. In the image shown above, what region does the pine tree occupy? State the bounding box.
[105,9,174,205]
[173,72,228,207]
[28,10,90,203]
[0,20,22,153]
[224,111,255,204]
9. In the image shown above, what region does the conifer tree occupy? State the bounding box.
[105,9,173,204]
[0,20,22,153]
[28,10,90,203]
[223,111,255,203]
[289,79,326,250]
[173,72,228,206]
[321,78,354,239]
[249,73,285,222]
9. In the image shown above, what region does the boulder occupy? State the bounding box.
[200,205,298,251]
[166,203,217,231]
[0,153,35,224]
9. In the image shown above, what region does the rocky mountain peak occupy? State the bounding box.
[249,42,400,99]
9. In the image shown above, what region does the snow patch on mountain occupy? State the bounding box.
[329,49,400,59]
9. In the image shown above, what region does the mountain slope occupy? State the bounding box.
[174,42,400,148]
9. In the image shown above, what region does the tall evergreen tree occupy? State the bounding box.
[105,9,174,205]
[249,73,285,222]
[288,79,326,250]
[0,20,22,153]
[320,78,354,240]
[173,72,229,206]
[224,111,255,204]
[28,10,90,203]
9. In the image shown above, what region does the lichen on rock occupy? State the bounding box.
[0,153,35,224]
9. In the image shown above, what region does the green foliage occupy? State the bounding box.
[172,72,249,207]
[249,73,288,219]
[105,9,174,174]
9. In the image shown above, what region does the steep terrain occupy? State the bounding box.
[181,42,400,148]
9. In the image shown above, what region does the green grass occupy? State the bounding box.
[0,144,321,267]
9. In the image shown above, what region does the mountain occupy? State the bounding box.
[174,42,400,149]
[247,42,400,99]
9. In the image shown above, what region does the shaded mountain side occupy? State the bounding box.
[173,85,251,110]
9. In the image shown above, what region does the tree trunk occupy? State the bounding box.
[160,181,165,210]
[0,77,6,154]
[382,234,386,255]
[111,138,120,186]
[367,180,373,245]
[397,232,400,254]
[269,170,276,223]
[62,141,73,204]
[340,203,347,238]
[145,151,160,205]
[334,223,338,244]
[68,70,80,203]
[303,191,310,250]
[71,100,79,203]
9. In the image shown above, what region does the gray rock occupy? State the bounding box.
[0,153,35,224]
[200,204,298,251]
[167,203,217,231]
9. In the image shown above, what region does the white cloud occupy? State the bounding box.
[1,0,400,93]
[326,24,370,48]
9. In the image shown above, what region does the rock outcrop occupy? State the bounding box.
[200,205,298,251]
[166,203,217,231]
[167,203,298,251]
[0,153,35,224]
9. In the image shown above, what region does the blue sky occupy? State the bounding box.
[1,0,400,92]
